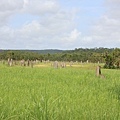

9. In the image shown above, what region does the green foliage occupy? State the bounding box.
[104,48,120,69]
[104,54,115,69]
[0,48,119,66]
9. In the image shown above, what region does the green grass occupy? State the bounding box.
[0,63,120,120]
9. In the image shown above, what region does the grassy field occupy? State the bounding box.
[0,63,120,120]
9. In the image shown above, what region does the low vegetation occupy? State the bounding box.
[0,63,120,120]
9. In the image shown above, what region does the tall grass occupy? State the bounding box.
[0,63,120,120]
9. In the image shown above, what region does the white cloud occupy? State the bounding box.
[0,0,24,12]
[23,0,59,15]
[0,0,80,49]
[69,29,81,42]
[1,0,120,49]
[83,0,120,48]
[0,0,24,26]
[0,8,80,49]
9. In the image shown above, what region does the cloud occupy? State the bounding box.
[0,0,24,12]
[0,0,80,49]
[82,0,120,48]
[0,0,24,26]
[23,0,59,15]
[68,29,81,42]
[1,0,119,49]
[0,8,79,49]
[0,0,59,26]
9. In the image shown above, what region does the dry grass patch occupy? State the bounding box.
[34,64,49,68]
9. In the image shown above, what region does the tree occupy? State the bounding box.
[103,48,120,69]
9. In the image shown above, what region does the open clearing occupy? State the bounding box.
[0,63,120,120]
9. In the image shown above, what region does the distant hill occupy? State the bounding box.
[0,48,115,54]
[0,49,64,54]
[28,49,64,54]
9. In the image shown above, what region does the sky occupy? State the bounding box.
[0,0,120,50]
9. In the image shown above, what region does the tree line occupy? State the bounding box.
[0,48,120,69]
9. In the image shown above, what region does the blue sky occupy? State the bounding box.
[0,0,120,50]
[9,14,40,28]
